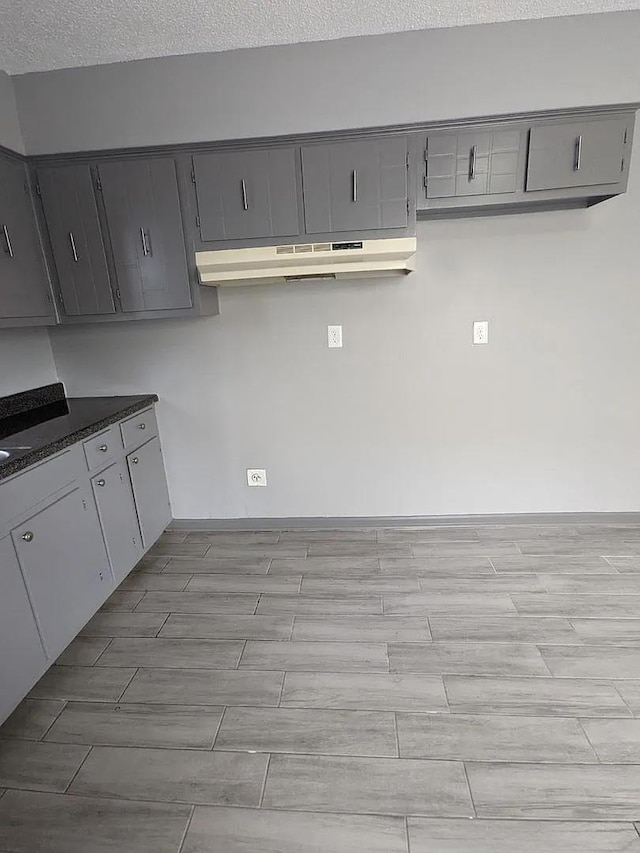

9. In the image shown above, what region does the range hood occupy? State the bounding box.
[196,237,417,287]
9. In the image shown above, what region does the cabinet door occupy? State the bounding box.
[92,461,143,584]
[425,130,521,200]
[98,158,192,312]
[37,164,115,317]
[0,537,47,723]
[11,486,112,660]
[127,437,171,549]
[302,138,408,234]
[0,155,52,320]
[526,118,628,191]
[193,148,300,242]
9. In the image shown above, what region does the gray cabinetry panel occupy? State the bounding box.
[193,147,300,242]
[302,137,408,233]
[11,486,112,660]
[98,158,192,312]
[424,130,522,200]
[37,164,115,316]
[0,154,52,321]
[126,436,172,549]
[91,461,143,584]
[527,118,628,191]
[0,537,47,723]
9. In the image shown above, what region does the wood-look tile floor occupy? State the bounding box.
[3,523,640,851]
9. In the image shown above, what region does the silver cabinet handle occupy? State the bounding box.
[98,444,108,452]
[574,135,583,171]
[69,231,79,262]
[131,457,139,465]
[96,479,106,487]
[140,227,151,257]
[2,224,14,258]
[241,179,248,211]
[21,531,34,542]
[352,170,358,202]
[468,146,477,181]
[138,423,146,430]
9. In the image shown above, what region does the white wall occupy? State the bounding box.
[0,69,23,153]
[21,10,640,518]
[0,329,58,397]
[13,11,640,154]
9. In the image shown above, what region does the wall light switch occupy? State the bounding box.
[328,325,343,348]
[473,320,489,345]
[247,469,267,487]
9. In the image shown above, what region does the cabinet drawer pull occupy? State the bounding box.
[241,179,248,211]
[98,444,108,452]
[138,423,146,430]
[468,146,476,181]
[131,457,139,465]
[69,231,79,262]
[574,135,583,171]
[21,531,34,542]
[96,479,106,487]
[352,170,358,202]
[140,227,151,257]
[2,224,14,258]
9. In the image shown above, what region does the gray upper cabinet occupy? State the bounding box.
[423,129,524,201]
[98,157,192,312]
[526,117,629,192]
[126,436,172,549]
[302,137,409,234]
[11,485,111,660]
[192,147,300,243]
[0,536,47,722]
[0,154,53,323]
[37,164,115,317]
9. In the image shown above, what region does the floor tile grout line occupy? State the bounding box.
[62,744,93,794]
[209,706,227,751]
[393,710,401,758]
[154,612,173,637]
[258,753,272,808]
[176,804,196,853]
[37,699,69,742]
[461,760,478,818]
[404,815,412,853]
[116,667,140,701]
[91,638,114,666]
[576,718,604,764]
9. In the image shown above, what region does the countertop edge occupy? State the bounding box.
[0,395,158,482]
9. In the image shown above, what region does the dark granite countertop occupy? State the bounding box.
[0,383,158,481]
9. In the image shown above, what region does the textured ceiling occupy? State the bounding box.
[1,0,639,75]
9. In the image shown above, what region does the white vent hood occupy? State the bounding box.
[196,237,417,287]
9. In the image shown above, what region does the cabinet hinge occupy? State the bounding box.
[35,182,42,198]
[424,147,428,162]
[82,499,87,511]
[423,175,428,190]
[195,214,200,227]
[191,169,196,185]
[621,157,625,172]
[406,198,410,214]
[95,176,102,191]
[624,128,629,145]
[116,288,122,301]
[58,291,65,309]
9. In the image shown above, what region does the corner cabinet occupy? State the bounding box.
[0,152,55,327]
[301,137,409,234]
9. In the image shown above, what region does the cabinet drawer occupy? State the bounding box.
[0,446,85,531]
[120,407,158,449]
[83,425,121,471]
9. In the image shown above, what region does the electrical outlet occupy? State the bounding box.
[247,469,267,487]
[328,325,343,348]
[473,320,489,345]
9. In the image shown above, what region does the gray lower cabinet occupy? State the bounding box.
[98,157,192,312]
[91,461,143,584]
[0,153,53,324]
[37,164,115,317]
[11,485,112,661]
[127,436,172,548]
[526,117,630,192]
[422,129,524,201]
[0,537,47,723]
[301,137,408,234]
[193,148,300,242]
